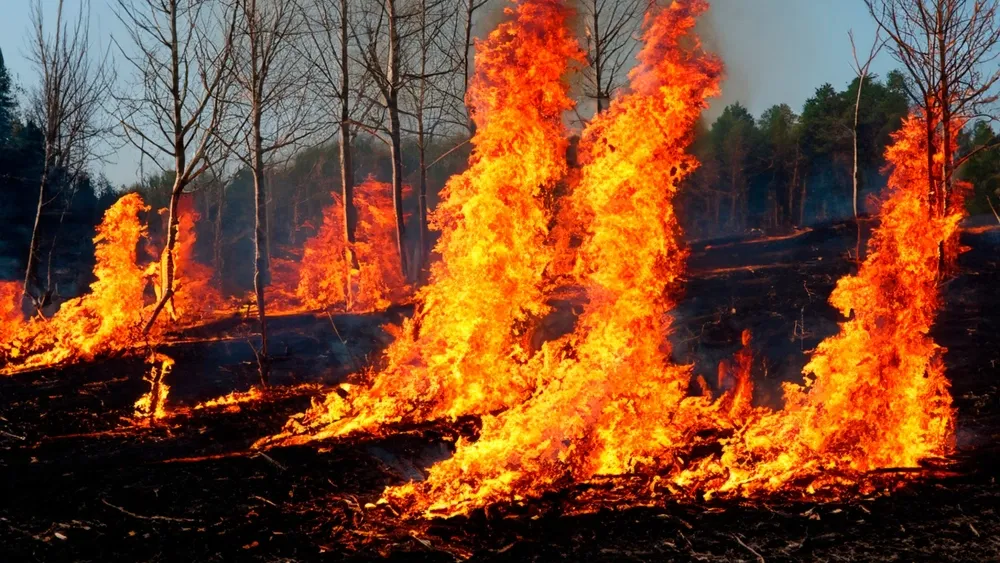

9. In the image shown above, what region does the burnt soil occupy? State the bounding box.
[2,222,1000,562]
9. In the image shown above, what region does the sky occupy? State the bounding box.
[0,0,899,187]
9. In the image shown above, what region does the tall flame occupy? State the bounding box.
[262,0,583,446]
[385,0,723,516]
[170,195,224,322]
[682,114,960,496]
[1,193,151,373]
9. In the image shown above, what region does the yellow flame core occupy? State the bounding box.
[1,193,150,373]
[384,0,724,517]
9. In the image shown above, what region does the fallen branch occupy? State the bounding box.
[988,195,1000,224]
[0,430,26,441]
[732,534,766,563]
[254,451,287,472]
[101,499,196,523]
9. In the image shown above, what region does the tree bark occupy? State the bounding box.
[386,0,408,279]
[340,0,356,250]
[23,159,50,305]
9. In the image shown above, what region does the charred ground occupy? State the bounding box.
[1,222,999,562]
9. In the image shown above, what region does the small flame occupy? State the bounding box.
[134,353,175,421]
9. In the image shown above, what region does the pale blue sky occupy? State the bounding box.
[0,0,897,186]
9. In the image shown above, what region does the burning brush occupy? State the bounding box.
[259,0,961,520]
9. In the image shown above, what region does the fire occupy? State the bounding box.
[170,196,224,323]
[384,0,722,516]
[134,353,175,421]
[682,113,960,496]
[1,193,151,374]
[192,387,266,412]
[295,179,409,312]
[260,0,583,446]
[0,282,27,357]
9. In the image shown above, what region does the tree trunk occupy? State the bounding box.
[23,158,51,306]
[252,140,270,386]
[800,175,807,225]
[213,179,224,284]
[925,99,938,216]
[142,0,185,335]
[592,0,606,114]
[852,74,865,221]
[143,181,184,334]
[340,0,356,249]
[386,0,408,279]
[417,114,428,276]
[463,0,476,136]
[790,145,800,226]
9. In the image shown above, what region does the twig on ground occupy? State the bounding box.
[255,452,287,472]
[988,195,1000,225]
[252,495,277,507]
[325,309,362,372]
[732,534,766,563]
[101,499,196,523]
[1,430,26,441]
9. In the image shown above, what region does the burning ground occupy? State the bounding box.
[1,223,999,561]
[3,0,1000,560]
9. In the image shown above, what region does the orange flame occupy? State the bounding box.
[295,179,410,312]
[383,0,722,516]
[134,353,175,420]
[680,114,960,496]
[260,0,583,446]
[1,193,151,373]
[170,196,225,323]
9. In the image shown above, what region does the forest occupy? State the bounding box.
[3,1,1000,308]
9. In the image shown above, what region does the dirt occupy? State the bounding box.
[1,222,999,562]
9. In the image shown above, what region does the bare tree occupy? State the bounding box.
[303,0,361,259]
[580,0,645,114]
[226,0,320,385]
[354,0,412,278]
[866,0,1000,220]
[448,0,490,135]
[23,0,113,309]
[849,29,884,223]
[114,0,235,333]
[403,0,453,274]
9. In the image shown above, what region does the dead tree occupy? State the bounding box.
[849,29,884,223]
[227,0,320,385]
[354,0,411,279]
[304,0,361,258]
[114,0,235,333]
[580,0,645,114]
[866,0,1000,220]
[449,0,490,135]
[404,0,453,274]
[24,0,112,309]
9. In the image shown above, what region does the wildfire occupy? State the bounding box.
[170,195,225,323]
[295,179,409,312]
[679,113,960,496]
[1,193,151,374]
[260,0,583,446]
[384,0,723,516]
[134,353,175,421]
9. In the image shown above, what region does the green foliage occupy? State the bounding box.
[958,121,1000,216]
[680,71,910,238]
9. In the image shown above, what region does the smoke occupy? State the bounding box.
[695,4,749,120]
